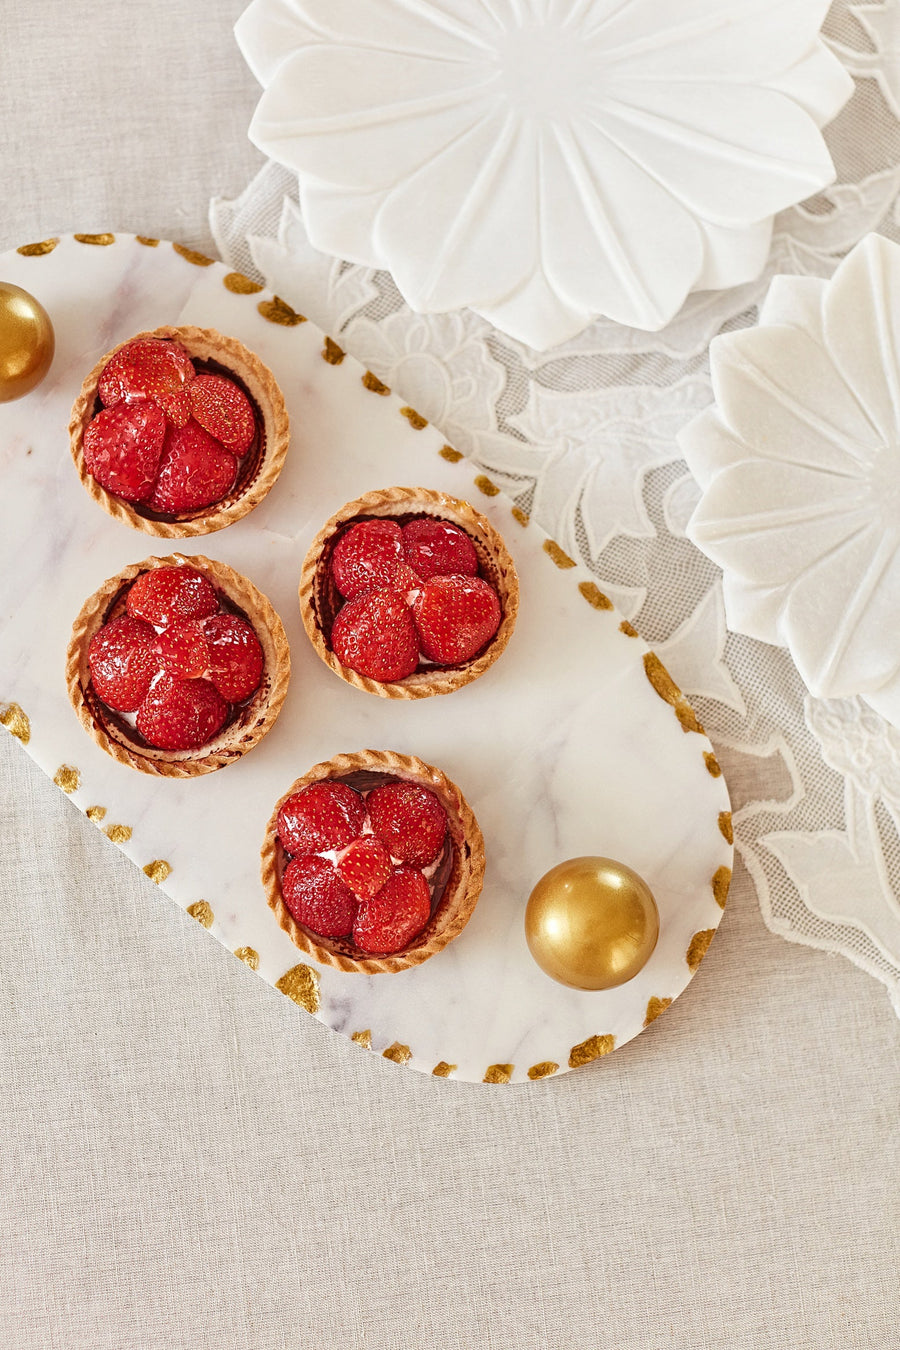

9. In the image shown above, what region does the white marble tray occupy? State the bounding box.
[0,233,732,1083]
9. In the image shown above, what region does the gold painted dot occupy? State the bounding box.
[483,1063,514,1083]
[53,765,81,793]
[143,859,171,884]
[579,581,613,611]
[172,241,213,266]
[686,929,716,972]
[276,963,320,1013]
[704,752,722,778]
[351,1030,372,1049]
[718,812,733,845]
[620,620,639,637]
[235,946,259,970]
[105,824,132,845]
[644,997,672,1027]
[187,900,214,929]
[568,1034,615,1068]
[362,370,390,395]
[85,806,106,824]
[527,1062,559,1080]
[643,652,704,735]
[223,270,262,294]
[74,232,115,246]
[474,475,500,497]
[432,1061,456,1077]
[543,539,576,569]
[439,445,463,463]
[17,238,58,256]
[136,236,159,247]
[511,507,529,526]
[400,406,428,430]
[322,336,344,364]
[0,703,30,744]
[383,1042,411,1064]
[712,866,731,909]
[258,295,306,326]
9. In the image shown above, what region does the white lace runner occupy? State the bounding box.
[211,0,900,1014]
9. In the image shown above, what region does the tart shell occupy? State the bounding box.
[66,553,291,777]
[299,486,519,698]
[261,750,486,974]
[69,325,290,537]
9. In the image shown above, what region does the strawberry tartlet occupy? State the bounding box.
[69,326,289,536]
[262,751,485,973]
[299,487,519,698]
[66,555,290,775]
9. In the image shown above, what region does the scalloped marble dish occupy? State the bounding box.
[236,0,852,349]
[0,233,732,1083]
[680,234,900,730]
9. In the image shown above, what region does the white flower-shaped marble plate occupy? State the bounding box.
[680,234,900,729]
[0,233,731,1083]
[235,0,851,350]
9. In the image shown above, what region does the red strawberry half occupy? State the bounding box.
[157,621,209,680]
[127,566,218,627]
[331,520,414,600]
[146,421,238,515]
[413,574,501,664]
[203,613,264,702]
[331,587,419,682]
[367,781,448,868]
[281,856,357,938]
[88,615,162,712]
[99,338,195,428]
[337,837,393,900]
[353,866,432,954]
[277,782,366,856]
[83,402,167,503]
[402,518,478,581]
[135,674,228,751]
[189,374,256,456]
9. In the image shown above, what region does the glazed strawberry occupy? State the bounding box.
[331,587,419,681]
[88,615,162,712]
[403,518,478,581]
[135,674,228,751]
[189,374,256,456]
[277,781,366,856]
[331,519,415,600]
[367,782,448,868]
[99,338,195,428]
[145,421,239,515]
[281,856,358,938]
[82,402,167,503]
[158,621,209,680]
[337,837,392,900]
[127,566,218,627]
[353,866,431,954]
[203,613,264,701]
[413,575,501,664]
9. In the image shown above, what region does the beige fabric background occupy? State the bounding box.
[1,4,897,1347]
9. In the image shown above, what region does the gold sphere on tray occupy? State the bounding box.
[525,856,659,990]
[0,281,54,401]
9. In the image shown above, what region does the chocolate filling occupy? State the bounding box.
[84,572,270,755]
[90,354,265,523]
[314,513,504,673]
[275,770,464,960]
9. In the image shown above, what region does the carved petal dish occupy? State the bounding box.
[681,234,900,728]
[236,0,852,348]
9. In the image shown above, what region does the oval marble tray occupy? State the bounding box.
[0,233,732,1083]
